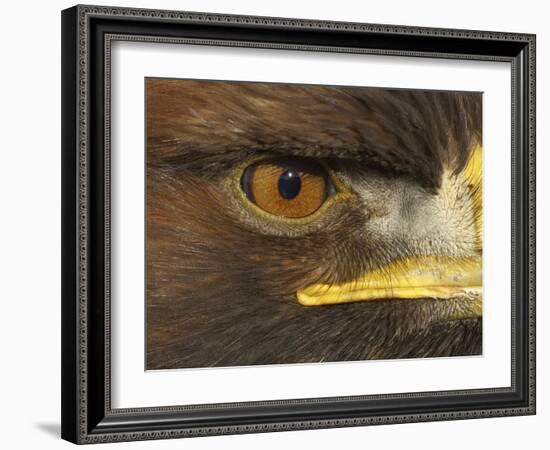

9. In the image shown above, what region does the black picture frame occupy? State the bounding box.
[61,4,536,444]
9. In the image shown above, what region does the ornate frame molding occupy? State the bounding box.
[61,5,536,444]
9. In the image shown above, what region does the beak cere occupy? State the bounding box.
[296,146,483,315]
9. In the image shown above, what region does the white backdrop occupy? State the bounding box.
[0,0,546,449]
[112,42,511,408]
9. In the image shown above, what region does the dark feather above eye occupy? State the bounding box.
[147,79,481,189]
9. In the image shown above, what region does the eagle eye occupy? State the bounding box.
[240,158,335,219]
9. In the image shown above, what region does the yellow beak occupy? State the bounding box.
[297,255,481,306]
[296,145,483,315]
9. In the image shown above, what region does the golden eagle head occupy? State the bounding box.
[146,79,482,369]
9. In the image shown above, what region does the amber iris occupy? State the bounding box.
[241,158,332,218]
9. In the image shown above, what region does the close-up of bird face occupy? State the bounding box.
[146,78,482,370]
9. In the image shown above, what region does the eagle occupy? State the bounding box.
[145,78,482,370]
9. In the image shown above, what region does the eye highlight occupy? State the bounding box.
[240,158,335,219]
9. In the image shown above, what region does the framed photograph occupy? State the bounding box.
[61,4,536,444]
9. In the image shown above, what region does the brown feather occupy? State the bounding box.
[146,79,482,369]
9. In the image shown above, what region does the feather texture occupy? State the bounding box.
[146,79,482,369]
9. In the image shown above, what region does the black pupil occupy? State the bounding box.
[278,169,301,200]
